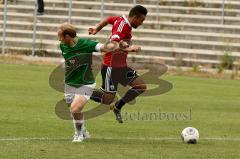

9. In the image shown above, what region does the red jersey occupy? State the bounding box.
[103,15,132,67]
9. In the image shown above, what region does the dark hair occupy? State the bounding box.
[129,5,148,17]
[62,29,76,38]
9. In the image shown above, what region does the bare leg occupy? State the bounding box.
[70,95,88,135]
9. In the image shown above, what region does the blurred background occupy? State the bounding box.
[0,0,240,74]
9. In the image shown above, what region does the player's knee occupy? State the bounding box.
[102,93,115,105]
[70,106,78,113]
[140,84,147,92]
[70,104,82,113]
[135,84,147,94]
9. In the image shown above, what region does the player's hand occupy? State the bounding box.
[124,45,141,53]
[88,27,98,35]
[119,40,129,49]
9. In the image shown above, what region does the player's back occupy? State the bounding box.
[103,15,132,68]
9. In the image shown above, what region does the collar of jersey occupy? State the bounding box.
[122,15,132,28]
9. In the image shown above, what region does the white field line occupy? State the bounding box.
[0,137,240,141]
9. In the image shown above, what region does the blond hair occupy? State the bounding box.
[59,22,77,38]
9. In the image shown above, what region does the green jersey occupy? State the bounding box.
[60,37,98,88]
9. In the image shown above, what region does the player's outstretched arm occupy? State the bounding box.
[123,45,141,54]
[99,41,141,53]
[99,41,120,52]
[88,18,109,35]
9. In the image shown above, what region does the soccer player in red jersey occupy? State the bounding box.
[88,5,148,123]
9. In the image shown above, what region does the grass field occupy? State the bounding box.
[0,63,239,159]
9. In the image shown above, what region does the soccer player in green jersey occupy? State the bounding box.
[58,22,141,142]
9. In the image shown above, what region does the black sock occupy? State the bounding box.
[115,99,126,110]
[90,90,103,103]
[116,86,146,110]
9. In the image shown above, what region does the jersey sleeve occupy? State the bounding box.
[110,24,128,42]
[95,43,104,52]
[80,39,98,53]
[106,16,119,25]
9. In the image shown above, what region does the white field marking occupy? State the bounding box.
[0,137,240,142]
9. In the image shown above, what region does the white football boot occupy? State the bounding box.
[72,133,84,143]
[83,129,91,139]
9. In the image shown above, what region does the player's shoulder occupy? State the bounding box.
[77,37,98,49]
[113,16,131,30]
[116,16,131,27]
[114,16,125,23]
[107,15,121,25]
[108,15,120,20]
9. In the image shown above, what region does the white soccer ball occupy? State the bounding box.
[181,127,199,144]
